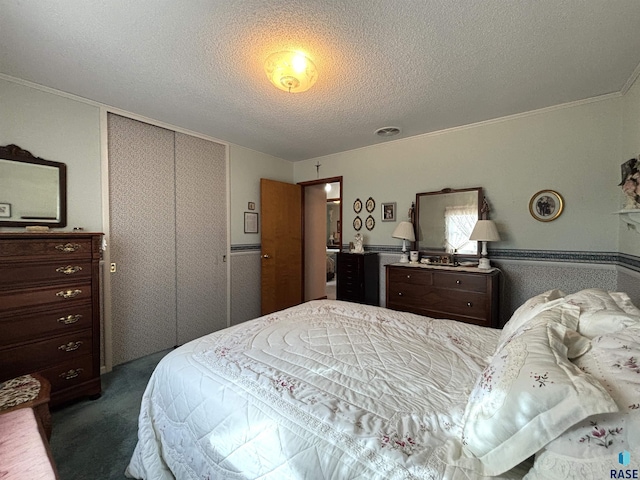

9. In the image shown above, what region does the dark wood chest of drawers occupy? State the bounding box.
[0,233,103,406]
[337,252,379,306]
[385,264,499,327]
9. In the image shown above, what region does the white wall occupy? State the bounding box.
[229,144,293,245]
[620,76,640,257]
[0,78,102,231]
[294,96,623,254]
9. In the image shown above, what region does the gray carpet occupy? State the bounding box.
[50,348,172,480]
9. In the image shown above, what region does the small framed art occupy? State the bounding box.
[244,212,259,233]
[381,202,396,222]
[0,203,10,218]
[529,190,564,222]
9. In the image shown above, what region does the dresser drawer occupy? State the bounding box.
[0,260,92,288]
[0,329,93,380]
[0,304,93,346]
[38,355,96,392]
[0,283,93,312]
[0,238,93,259]
[433,271,486,293]
[387,267,432,286]
[385,264,500,327]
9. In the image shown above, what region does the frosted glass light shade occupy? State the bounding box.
[265,51,318,93]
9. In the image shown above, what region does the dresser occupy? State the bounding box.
[337,252,379,306]
[385,263,500,327]
[0,233,103,407]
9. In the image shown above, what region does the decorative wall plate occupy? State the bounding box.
[353,198,362,214]
[529,190,564,222]
[366,197,375,213]
[365,215,375,230]
[353,216,362,231]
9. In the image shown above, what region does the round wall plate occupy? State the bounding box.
[353,216,362,231]
[353,198,362,213]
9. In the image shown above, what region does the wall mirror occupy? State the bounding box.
[415,187,483,256]
[0,144,67,227]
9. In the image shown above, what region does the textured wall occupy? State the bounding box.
[230,250,261,325]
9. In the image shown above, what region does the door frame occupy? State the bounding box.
[298,176,343,299]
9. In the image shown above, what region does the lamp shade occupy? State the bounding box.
[392,221,415,241]
[469,220,500,242]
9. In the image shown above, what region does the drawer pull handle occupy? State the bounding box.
[59,368,83,380]
[398,292,403,296]
[57,314,82,325]
[55,243,81,253]
[467,302,473,307]
[456,280,461,284]
[406,274,411,279]
[56,265,83,275]
[59,341,83,352]
[56,289,82,299]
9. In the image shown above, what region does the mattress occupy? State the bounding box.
[126,300,531,479]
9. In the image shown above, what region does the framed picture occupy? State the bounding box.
[248,202,256,211]
[353,198,362,214]
[529,190,564,222]
[365,197,375,213]
[244,212,259,233]
[0,203,10,218]
[381,202,396,221]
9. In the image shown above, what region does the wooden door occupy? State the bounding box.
[260,178,303,315]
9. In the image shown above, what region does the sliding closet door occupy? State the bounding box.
[175,133,227,344]
[108,114,177,365]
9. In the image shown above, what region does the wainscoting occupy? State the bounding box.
[231,244,640,328]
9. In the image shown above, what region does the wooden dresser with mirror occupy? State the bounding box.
[385,187,501,328]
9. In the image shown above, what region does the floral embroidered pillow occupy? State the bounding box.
[498,289,566,346]
[524,327,640,479]
[564,288,640,339]
[461,310,618,476]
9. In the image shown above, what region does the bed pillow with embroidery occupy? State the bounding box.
[461,304,619,476]
[564,288,640,339]
[524,326,640,480]
[498,289,566,345]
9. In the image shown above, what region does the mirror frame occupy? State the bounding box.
[0,144,67,228]
[415,187,483,257]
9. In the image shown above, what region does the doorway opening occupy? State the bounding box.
[299,176,343,302]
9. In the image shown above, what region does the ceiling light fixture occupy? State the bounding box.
[265,51,317,93]
[375,126,401,137]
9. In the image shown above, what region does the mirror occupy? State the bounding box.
[0,144,67,227]
[415,187,483,256]
[326,181,341,248]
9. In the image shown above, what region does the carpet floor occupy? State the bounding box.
[50,348,172,480]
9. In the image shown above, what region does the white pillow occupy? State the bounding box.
[524,327,640,480]
[564,289,640,339]
[609,291,640,316]
[499,289,566,344]
[461,304,618,476]
[497,294,575,353]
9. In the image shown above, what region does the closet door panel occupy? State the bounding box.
[175,133,227,344]
[108,114,177,365]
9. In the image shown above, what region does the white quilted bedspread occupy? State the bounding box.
[126,300,528,480]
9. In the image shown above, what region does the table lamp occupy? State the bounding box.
[469,220,500,269]
[392,221,415,263]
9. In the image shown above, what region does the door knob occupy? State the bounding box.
[262,254,271,259]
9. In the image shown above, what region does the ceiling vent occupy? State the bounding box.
[375,126,401,137]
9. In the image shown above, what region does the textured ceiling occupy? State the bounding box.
[1,1,640,161]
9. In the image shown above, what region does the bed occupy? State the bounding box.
[126,289,640,479]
